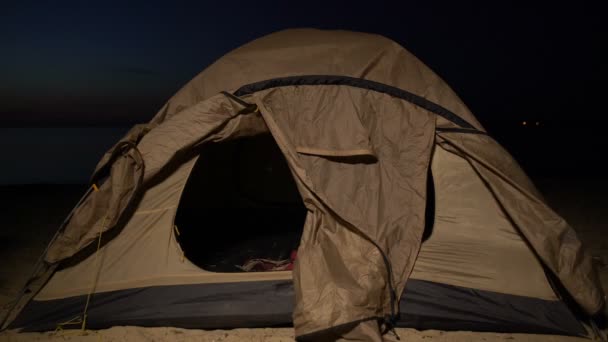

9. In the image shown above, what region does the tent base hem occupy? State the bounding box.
[9,279,586,336]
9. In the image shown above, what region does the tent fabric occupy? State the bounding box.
[30,144,556,304]
[44,93,266,263]
[436,132,604,315]
[6,29,605,340]
[11,279,585,336]
[253,85,435,335]
[150,30,484,132]
[45,144,144,263]
[254,86,434,335]
[410,146,557,300]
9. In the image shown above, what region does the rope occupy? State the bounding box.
[54,315,82,332]
[54,207,107,332]
[81,215,107,331]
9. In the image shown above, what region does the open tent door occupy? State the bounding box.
[175,134,307,272]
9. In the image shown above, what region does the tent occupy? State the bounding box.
[3,29,605,341]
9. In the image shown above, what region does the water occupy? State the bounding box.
[0,127,129,184]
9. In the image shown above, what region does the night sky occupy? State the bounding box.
[2,2,607,183]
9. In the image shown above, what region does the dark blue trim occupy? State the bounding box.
[436,127,488,135]
[233,75,479,131]
[11,279,585,336]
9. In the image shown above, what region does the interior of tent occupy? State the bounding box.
[175,134,307,272]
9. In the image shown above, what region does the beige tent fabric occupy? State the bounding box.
[45,146,144,263]
[253,85,436,337]
[150,29,482,131]
[91,123,153,180]
[411,145,556,300]
[37,156,284,301]
[45,123,157,264]
[137,93,267,183]
[44,93,262,264]
[36,140,558,303]
[37,91,276,300]
[38,157,196,300]
[436,131,604,315]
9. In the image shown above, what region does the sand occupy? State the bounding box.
[0,327,592,342]
[0,179,606,341]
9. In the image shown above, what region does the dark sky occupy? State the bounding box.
[1,1,607,183]
[3,1,606,126]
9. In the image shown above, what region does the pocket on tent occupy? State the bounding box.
[290,92,378,164]
[295,145,377,163]
[293,119,375,160]
[255,85,377,162]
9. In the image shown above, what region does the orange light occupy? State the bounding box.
[522,121,527,126]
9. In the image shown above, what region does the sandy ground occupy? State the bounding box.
[0,179,606,341]
[0,327,593,342]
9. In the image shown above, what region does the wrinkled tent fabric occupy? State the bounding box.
[253,86,436,337]
[4,29,604,340]
[435,132,604,315]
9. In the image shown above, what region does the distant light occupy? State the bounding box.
[536,122,540,126]
[522,121,527,126]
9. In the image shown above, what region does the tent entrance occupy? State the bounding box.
[175,134,306,272]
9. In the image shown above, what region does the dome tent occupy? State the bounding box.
[3,29,605,341]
